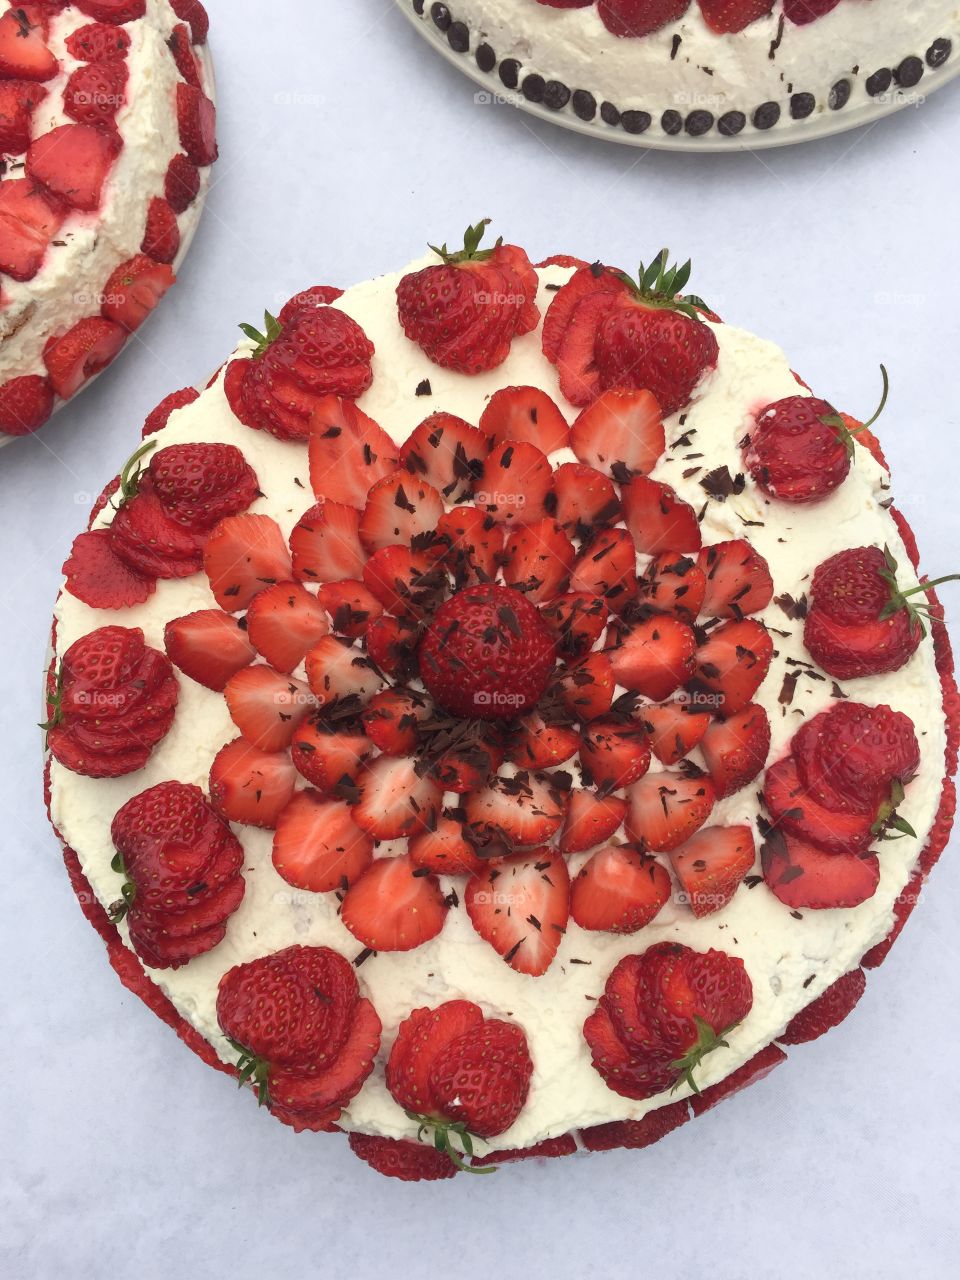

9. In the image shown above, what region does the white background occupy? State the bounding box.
[3,2,959,1276]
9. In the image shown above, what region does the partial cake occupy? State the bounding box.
[0,0,216,442]
[404,0,959,142]
[45,226,957,1180]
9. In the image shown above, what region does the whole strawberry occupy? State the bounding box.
[396,219,540,374]
[418,584,557,720]
[593,251,719,415]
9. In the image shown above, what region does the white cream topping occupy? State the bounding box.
[0,1,213,393]
[49,259,948,1152]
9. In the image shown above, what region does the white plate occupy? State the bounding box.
[394,0,960,153]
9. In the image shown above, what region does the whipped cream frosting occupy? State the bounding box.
[0,0,213,399]
[48,258,948,1152]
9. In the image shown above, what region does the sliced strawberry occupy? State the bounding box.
[541,592,608,658]
[550,462,621,540]
[43,316,125,399]
[164,153,200,213]
[568,527,638,605]
[571,843,671,934]
[245,582,329,672]
[108,491,204,580]
[465,849,570,976]
[269,997,381,1130]
[62,529,155,608]
[479,385,571,454]
[861,868,924,968]
[408,815,487,876]
[541,263,628,364]
[0,178,64,281]
[352,756,442,838]
[432,742,501,794]
[761,827,881,910]
[171,0,208,43]
[582,1002,677,1101]
[763,756,874,855]
[637,553,707,619]
[73,1,146,19]
[579,1100,690,1152]
[204,514,292,610]
[163,609,255,691]
[688,1044,786,1118]
[511,714,581,770]
[692,618,774,715]
[0,5,57,80]
[607,616,697,701]
[304,635,384,707]
[626,770,716,852]
[559,788,627,854]
[697,540,774,618]
[27,124,122,212]
[465,773,566,849]
[176,81,217,165]
[290,719,371,794]
[476,440,551,525]
[289,501,366,585]
[554,289,628,406]
[47,728,150,779]
[778,968,867,1045]
[0,373,54,436]
[399,412,489,503]
[434,505,503,584]
[358,473,444,554]
[224,666,313,752]
[347,1133,456,1182]
[209,737,298,829]
[700,703,771,798]
[362,545,444,617]
[386,1000,486,1116]
[142,386,199,437]
[272,792,373,892]
[141,196,180,264]
[340,855,448,952]
[581,719,651,792]
[669,824,755,917]
[365,615,407,675]
[308,397,399,507]
[642,702,711,766]
[622,476,702,555]
[278,285,344,325]
[571,388,665,481]
[64,60,127,126]
[0,80,47,154]
[557,651,615,721]
[361,687,428,756]
[66,21,132,61]
[316,580,383,638]
[168,21,202,86]
[100,254,175,331]
[502,518,575,604]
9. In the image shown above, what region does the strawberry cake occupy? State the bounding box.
[0,0,216,443]
[45,226,958,1180]
[401,1,960,143]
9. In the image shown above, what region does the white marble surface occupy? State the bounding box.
[2,2,959,1276]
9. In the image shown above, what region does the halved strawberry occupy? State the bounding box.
[761,827,881,910]
[171,0,208,43]
[352,756,442,838]
[308,397,398,507]
[476,440,551,525]
[74,1,146,19]
[778,968,867,1045]
[272,792,374,892]
[64,59,128,127]
[465,773,566,849]
[100,254,175,331]
[700,703,771,798]
[290,719,371,794]
[465,849,570,976]
[669,824,755,917]
[27,124,122,212]
[568,527,638,605]
[0,80,47,154]
[66,21,132,62]
[204,514,292,610]
[347,1133,456,1182]
[209,736,298,828]
[168,21,202,86]
[541,263,629,363]
[0,373,54,436]
[176,81,217,166]
[224,665,313,752]
[289,501,366,584]
[541,592,608,658]
[358,473,444,553]
[479,385,571,454]
[399,412,489,503]
[304,635,384,707]
[550,462,621,539]
[141,196,180,264]
[245,582,329,672]
[361,688,428,756]
[0,178,64,281]
[340,855,447,952]
[626,770,716,851]
[408,815,487,876]
[559,788,627,854]
[317,580,383,638]
[607,616,697,701]
[434,506,503,583]
[571,843,671,934]
[164,153,200,214]
[433,743,501,794]
[763,756,874,855]
[43,316,126,399]
[622,476,702,554]
[697,540,774,618]
[581,719,652,792]
[511,714,581,770]
[502,519,575,604]
[163,609,255,691]
[62,530,155,609]
[692,618,774,715]
[365,614,407,675]
[142,386,199,437]
[557,651,615,721]
[571,388,665,481]
[362,546,444,616]
[0,5,57,80]
[636,553,707,620]
[642,702,711,766]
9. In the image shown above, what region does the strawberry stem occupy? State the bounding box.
[669,1015,739,1094]
[872,778,918,841]
[108,852,137,923]
[227,1037,271,1106]
[117,439,157,506]
[428,218,502,266]
[238,311,283,358]
[616,249,711,322]
[878,546,959,636]
[405,1110,498,1174]
[39,660,64,739]
[821,365,889,458]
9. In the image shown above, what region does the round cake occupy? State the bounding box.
[0,0,216,443]
[44,225,958,1181]
[401,0,960,145]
